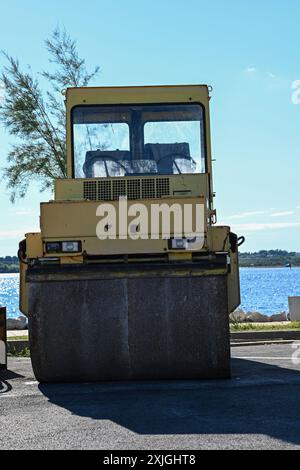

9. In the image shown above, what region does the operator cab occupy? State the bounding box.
[72,104,206,178]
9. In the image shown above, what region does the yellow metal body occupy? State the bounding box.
[40,196,206,254]
[20,84,240,315]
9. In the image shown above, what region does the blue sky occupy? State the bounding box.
[0,0,300,255]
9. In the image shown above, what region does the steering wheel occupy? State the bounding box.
[84,156,127,178]
[157,153,195,175]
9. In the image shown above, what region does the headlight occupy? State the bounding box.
[45,242,61,253]
[170,238,188,250]
[45,241,82,253]
[62,241,81,253]
[169,236,204,251]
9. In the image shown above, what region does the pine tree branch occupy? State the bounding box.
[0,28,100,199]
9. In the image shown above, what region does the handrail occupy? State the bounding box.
[0,307,7,370]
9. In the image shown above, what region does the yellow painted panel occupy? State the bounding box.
[25,233,43,258]
[40,197,206,239]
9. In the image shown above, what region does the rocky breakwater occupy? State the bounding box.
[230,308,289,323]
[6,316,28,330]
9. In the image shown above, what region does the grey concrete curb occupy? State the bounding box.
[231,340,295,347]
[231,330,300,341]
[7,337,299,355]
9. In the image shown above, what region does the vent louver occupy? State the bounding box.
[83,178,170,201]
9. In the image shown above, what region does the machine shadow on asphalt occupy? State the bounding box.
[0,379,12,394]
[0,370,24,380]
[0,370,25,394]
[35,357,300,447]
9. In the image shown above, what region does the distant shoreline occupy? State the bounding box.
[1,266,300,275]
[0,268,19,274]
[1,250,300,273]
[240,265,300,269]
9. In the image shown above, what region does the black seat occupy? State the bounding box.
[83,150,130,177]
[144,143,191,174]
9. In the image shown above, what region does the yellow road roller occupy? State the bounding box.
[19,85,242,383]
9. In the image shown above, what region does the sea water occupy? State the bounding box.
[1,268,300,318]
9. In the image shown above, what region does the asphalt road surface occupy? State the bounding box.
[1,344,300,450]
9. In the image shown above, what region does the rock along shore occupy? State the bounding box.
[230,308,289,323]
[5,309,294,330]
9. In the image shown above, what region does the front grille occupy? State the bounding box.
[98,180,112,200]
[112,179,126,199]
[83,178,170,201]
[127,179,140,200]
[83,181,97,200]
[142,179,156,198]
[156,178,170,198]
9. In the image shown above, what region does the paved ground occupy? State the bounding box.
[1,343,300,450]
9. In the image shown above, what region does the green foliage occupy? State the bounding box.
[230,323,256,331]
[240,250,300,267]
[0,28,99,201]
[8,336,28,341]
[0,256,19,273]
[8,347,30,357]
[0,256,18,264]
[230,322,300,332]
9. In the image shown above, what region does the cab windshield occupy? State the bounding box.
[72,104,205,178]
